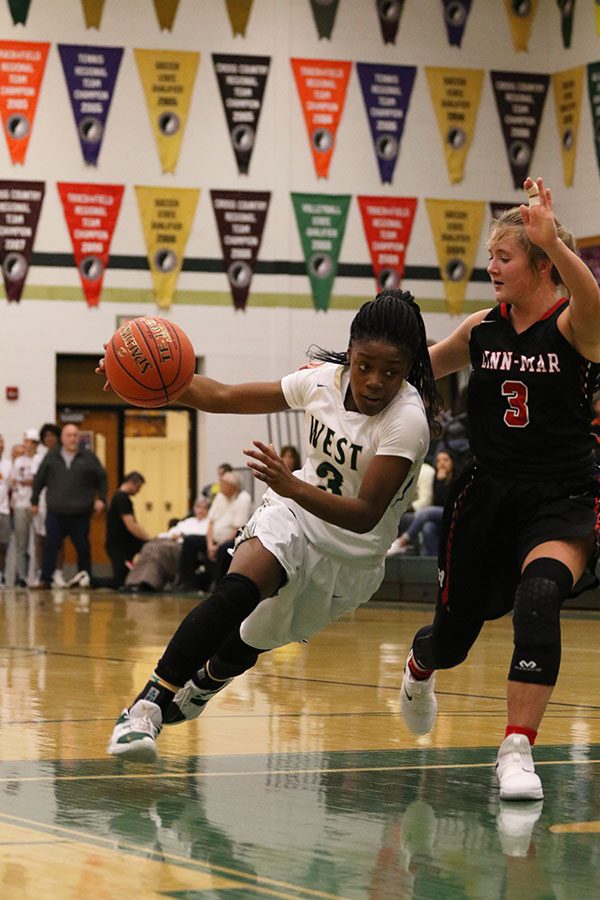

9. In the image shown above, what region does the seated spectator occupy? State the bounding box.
[123,497,210,593]
[105,472,151,588]
[201,462,233,502]
[387,450,457,557]
[179,471,251,591]
[0,434,11,586]
[280,445,301,472]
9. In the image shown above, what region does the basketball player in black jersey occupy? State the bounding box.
[401,176,600,803]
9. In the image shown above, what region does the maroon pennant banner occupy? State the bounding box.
[211,190,270,310]
[491,71,549,189]
[375,0,405,44]
[0,179,45,302]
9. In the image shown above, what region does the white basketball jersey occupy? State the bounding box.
[276,362,430,562]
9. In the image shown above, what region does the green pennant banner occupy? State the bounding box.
[309,0,340,40]
[7,0,31,25]
[557,0,576,48]
[291,192,351,312]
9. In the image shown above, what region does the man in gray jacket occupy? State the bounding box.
[31,423,107,588]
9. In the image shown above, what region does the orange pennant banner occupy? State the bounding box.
[291,57,351,179]
[0,41,49,165]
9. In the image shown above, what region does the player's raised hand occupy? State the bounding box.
[244,440,297,498]
[519,177,557,250]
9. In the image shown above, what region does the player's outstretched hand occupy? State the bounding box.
[95,344,112,393]
[519,177,557,250]
[244,440,297,498]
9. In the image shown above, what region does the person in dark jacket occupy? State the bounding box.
[31,423,107,588]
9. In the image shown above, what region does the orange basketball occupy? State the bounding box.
[104,316,195,408]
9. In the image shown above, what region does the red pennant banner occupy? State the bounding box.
[57,182,124,307]
[291,57,351,179]
[0,41,50,165]
[358,195,417,292]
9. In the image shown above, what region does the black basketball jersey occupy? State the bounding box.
[467,299,600,479]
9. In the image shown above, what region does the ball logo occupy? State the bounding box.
[509,140,531,167]
[562,129,573,151]
[309,253,333,280]
[512,0,531,16]
[158,112,180,136]
[78,116,103,144]
[79,255,104,282]
[446,258,466,282]
[447,128,467,150]
[118,323,154,374]
[231,123,255,152]
[445,2,467,26]
[376,135,399,161]
[228,261,252,289]
[378,0,401,22]
[312,128,333,153]
[153,249,178,273]
[6,114,30,140]
[2,252,27,282]
[377,268,399,290]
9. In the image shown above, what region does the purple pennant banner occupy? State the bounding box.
[357,62,416,184]
[375,0,405,44]
[58,44,123,166]
[442,0,472,47]
[490,71,549,190]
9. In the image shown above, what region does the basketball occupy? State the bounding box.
[104,316,195,408]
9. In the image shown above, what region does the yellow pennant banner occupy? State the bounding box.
[135,186,200,309]
[225,0,254,36]
[425,67,484,184]
[503,0,538,51]
[553,66,583,187]
[597,0,600,37]
[81,0,105,28]
[135,49,200,174]
[153,0,181,30]
[426,198,486,315]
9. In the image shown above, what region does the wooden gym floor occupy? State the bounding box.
[1,587,599,899]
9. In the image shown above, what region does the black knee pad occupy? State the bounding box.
[413,614,481,671]
[509,558,572,686]
[211,630,261,678]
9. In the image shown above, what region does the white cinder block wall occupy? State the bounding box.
[1,0,598,487]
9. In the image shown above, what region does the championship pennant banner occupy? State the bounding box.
[135,49,200,174]
[57,182,124,307]
[491,71,549,189]
[356,63,416,185]
[225,0,254,36]
[291,192,350,312]
[588,62,600,178]
[135,186,199,309]
[557,0,576,48]
[376,0,405,44]
[7,0,31,24]
[358,195,417,292]
[0,180,44,302]
[291,58,351,179]
[503,0,539,51]
[442,0,472,47]
[212,54,270,175]
[211,190,270,311]
[426,67,483,185]
[58,44,123,166]
[153,0,181,31]
[81,0,106,29]
[309,0,340,40]
[426,198,485,315]
[0,41,49,165]
[597,0,600,37]
[553,66,583,187]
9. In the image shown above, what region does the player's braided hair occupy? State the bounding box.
[308,289,442,431]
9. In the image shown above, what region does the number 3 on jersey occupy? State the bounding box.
[501,380,529,428]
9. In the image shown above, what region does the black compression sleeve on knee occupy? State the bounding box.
[509,557,572,686]
[155,573,261,685]
[209,630,262,679]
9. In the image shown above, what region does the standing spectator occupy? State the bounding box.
[178,471,251,590]
[30,423,63,587]
[11,429,40,587]
[280,445,301,472]
[105,472,151,588]
[31,423,107,589]
[0,434,11,586]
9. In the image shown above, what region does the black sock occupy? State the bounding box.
[133,679,175,716]
[155,573,261,686]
